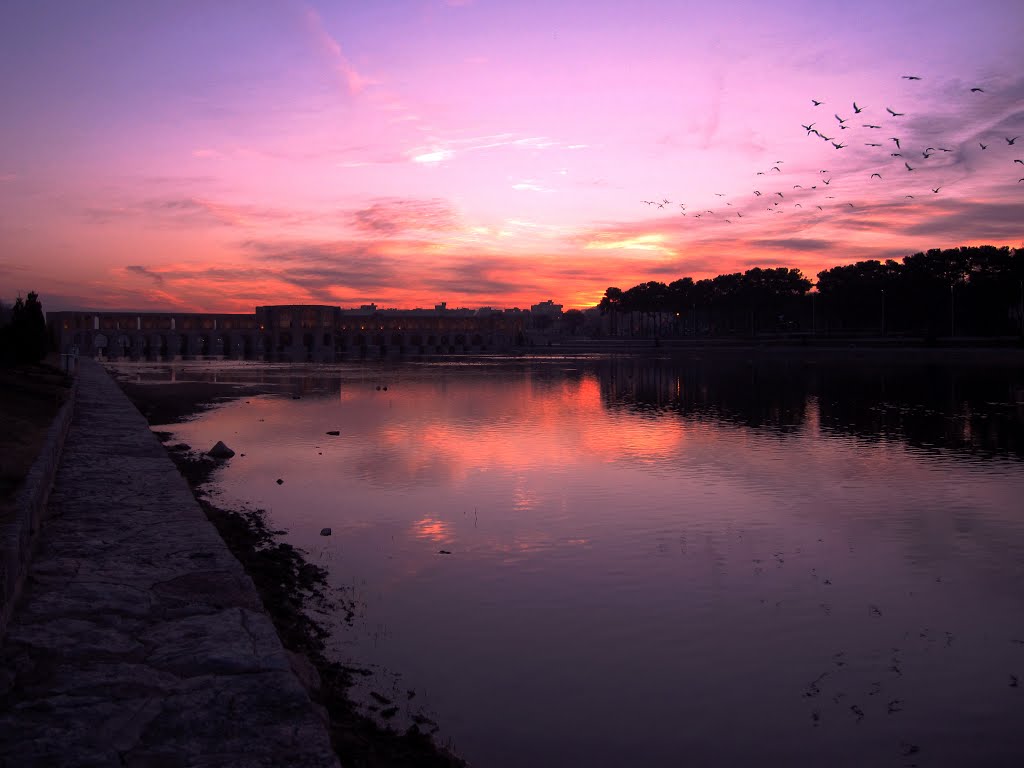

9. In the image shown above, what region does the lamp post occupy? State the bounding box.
[950,283,955,338]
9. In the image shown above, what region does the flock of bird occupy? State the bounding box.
[640,74,1023,226]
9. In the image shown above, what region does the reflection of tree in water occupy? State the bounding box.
[595,356,1024,461]
[596,356,810,432]
[813,363,1024,460]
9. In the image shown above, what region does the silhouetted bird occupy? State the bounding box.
[832,142,846,149]
[866,142,882,147]
[1015,159,1024,164]
[802,122,816,133]
[980,143,987,149]
[902,75,922,80]
[835,114,847,124]
[853,102,865,113]
[932,187,941,193]
[905,162,914,171]
[871,173,882,179]
[970,87,984,93]
[811,99,823,106]
[863,124,881,129]
[891,137,901,149]
[1007,137,1020,145]
[886,107,905,117]
[891,153,902,157]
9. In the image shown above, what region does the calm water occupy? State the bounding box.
[118,354,1024,767]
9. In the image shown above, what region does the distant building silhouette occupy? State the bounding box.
[48,304,526,361]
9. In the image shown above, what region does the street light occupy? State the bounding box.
[950,283,955,338]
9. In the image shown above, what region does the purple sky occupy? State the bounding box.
[1,0,1022,311]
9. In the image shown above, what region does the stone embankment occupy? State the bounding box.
[0,359,340,767]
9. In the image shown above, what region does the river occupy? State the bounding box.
[116,352,1024,767]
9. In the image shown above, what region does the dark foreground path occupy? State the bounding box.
[0,359,340,767]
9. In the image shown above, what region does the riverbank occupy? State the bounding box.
[116,377,467,768]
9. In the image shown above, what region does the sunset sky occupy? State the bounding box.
[1,0,1022,312]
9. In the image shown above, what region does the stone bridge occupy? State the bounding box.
[48,305,524,362]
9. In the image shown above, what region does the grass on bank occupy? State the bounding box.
[0,359,73,516]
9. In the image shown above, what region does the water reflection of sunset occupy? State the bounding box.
[157,357,1024,768]
[411,516,453,544]
[360,372,688,479]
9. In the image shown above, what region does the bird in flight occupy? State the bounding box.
[865,142,882,147]
[902,75,922,80]
[811,99,823,106]
[891,153,903,157]
[802,122,816,134]
[770,166,782,172]
[886,107,905,117]
[1015,159,1024,165]
[832,142,846,149]
[775,192,784,197]
[820,134,835,142]
[835,114,847,124]
[931,187,941,193]
[979,143,987,149]
[1007,137,1020,145]
[753,190,762,196]
[970,87,984,93]
[853,102,865,114]
[905,162,914,171]
[891,137,901,149]
[863,124,881,129]
[905,195,915,198]
[823,178,832,185]
[871,173,882,179]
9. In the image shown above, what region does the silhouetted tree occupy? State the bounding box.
[0,291,49,365]
[599,287,624,336]
[563,309,585,335]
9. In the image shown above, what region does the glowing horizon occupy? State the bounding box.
[1,0,1022,313]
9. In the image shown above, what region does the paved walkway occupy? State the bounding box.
[0,360,341,767]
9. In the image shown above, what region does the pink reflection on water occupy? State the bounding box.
[411,516,453,544]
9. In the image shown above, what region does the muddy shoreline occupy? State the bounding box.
[117,379,467,768]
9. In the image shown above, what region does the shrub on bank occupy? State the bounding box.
[0,292,49,366]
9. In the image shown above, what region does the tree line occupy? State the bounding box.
[0,292,49,365]
[598,245,1024,339]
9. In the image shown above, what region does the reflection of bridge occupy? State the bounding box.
[49,305,525,361]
